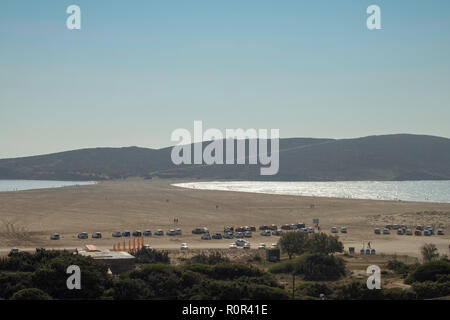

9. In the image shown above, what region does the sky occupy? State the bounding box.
[1,0,450,158]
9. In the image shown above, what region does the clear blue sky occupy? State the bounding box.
[1,1,449,158]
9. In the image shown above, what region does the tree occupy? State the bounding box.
[294,253,346,281]
[308,233,344,255]
[279,232,309,259]
[10,288,52,300]
[421,243,439,263]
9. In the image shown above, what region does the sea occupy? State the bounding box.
[173,180,450,203]
[0,180,95,192]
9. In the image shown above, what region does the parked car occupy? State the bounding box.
[180,243,189,250]
[397,229,404,235]
[414,230,422,236]
[92,232,102,239]
[258,243,266,250]
[235,232,244,238]
[405,229,413,236]
[281,224,291,230]
[341,227,347,233]
[385,224,392,229]
[299,228,308,233]
[175,228,182,235]
[201,233,211,240]
[416,225,423,231]
[374,228,381,235]
[259,225,269,231]
[112,231,122,238]
[50,233,60,240]
[383,228,390,235]
[272,230,283,236]
[133,230,142,237]
[424,230,432,236]
[166,229,177,236]
[290,224,298,230]
[212,233,223,239]
[223,232,234,239]
[192,227,209,234]
[243,243,251,250]
[307,227,315,233]
[122,230,131,237]
[331,227,338,234]
[249,226,257,232]
[77,232,88,239]
[437,229,444,235]
[235,239,247,246]
[155,229,164,236]
[271,243,279,249]
[229,243,238,250]
[143,244,152,250]
[143,229,152,236]
[244,231,252,238]
[260,230,271,236]
[224,226,234,233]
[426,226,434,234]
[269,224,278,230]
[392,224,400,230]
[235,227,245,232]
[296,223,306,229]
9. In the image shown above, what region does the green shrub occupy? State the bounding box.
[405,260,450,284]
[386,260,418,277]
[296,253,346,281]
[412,281,450,299]
[297,282,333,298]
[133,248,170,264]
[10,288,52,300]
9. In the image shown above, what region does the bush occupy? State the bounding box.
[412,281,450,299]
[269,254,346,281]
[296,254,346,281]
[268,259,296,274]
[133,248,170,264]
[405,260,450,284]
[297,282,332,298]
[386,260,418,277]
[189,251,230,265]
[0,272,33,299]
[111,278,151,300]
[10,288,52,300]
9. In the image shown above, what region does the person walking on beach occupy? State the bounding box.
[367,241,371,249]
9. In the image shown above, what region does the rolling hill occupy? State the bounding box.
[0,134,449,181]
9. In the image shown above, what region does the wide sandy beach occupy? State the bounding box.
[0,178,449,257]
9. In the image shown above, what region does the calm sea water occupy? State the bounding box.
[0,180,95,192]
[173,180,450,203]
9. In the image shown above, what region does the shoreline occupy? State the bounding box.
[0,179,448,257]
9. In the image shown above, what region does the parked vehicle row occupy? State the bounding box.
[331,227,347,234]
[375,225,444,236]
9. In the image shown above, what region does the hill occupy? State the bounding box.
[0,134,449,181]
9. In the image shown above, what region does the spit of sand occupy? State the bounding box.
[0,178,448,257]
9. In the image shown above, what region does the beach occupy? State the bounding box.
[0,178,449,257]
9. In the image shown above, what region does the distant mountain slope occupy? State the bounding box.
[0,134,449,181]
